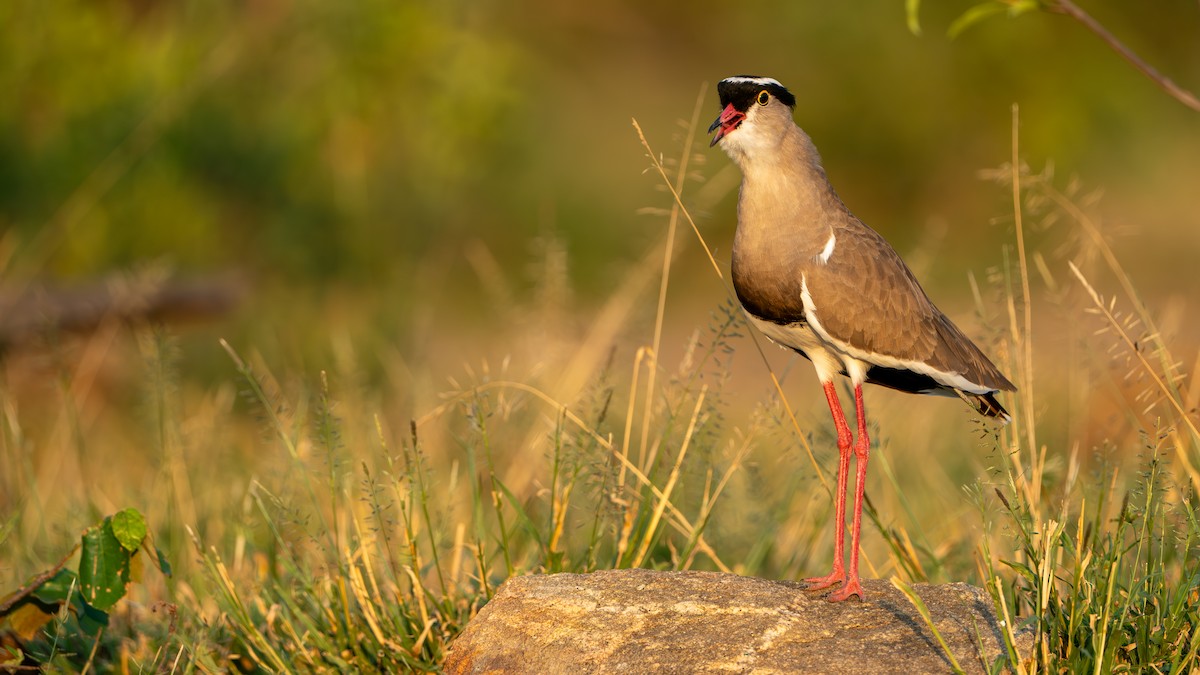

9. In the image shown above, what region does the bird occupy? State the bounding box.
[708,75,1016,602]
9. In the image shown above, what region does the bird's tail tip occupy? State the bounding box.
[959,390,1012,425]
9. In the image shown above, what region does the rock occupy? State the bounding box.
[444,568,1030,674]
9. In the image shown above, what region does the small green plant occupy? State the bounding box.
[0,508,171,669]
[981,438,1200,672]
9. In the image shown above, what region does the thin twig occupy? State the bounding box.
[0,543,81,613]
[80,627,104,675]
[1009,104,1041,509]
[639,82,707,473]
[632,386,707,567]
[1046,0,1200,112]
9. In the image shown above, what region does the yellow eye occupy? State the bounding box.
[757,90,770,106]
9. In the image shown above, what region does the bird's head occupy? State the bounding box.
[708,76,797,160]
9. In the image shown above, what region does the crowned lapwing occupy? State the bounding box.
[709,76,1016,602]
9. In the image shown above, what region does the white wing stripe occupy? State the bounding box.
[798,277,996,395]
[816,232,836,264]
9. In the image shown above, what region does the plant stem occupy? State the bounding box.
[1046,0,1200,112]
[1010,104,1041,508]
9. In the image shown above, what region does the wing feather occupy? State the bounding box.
[803,222,1014,392]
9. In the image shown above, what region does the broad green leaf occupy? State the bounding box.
[111,508,147,552]
[948,2,1007,38]
[79,519,132,611]
[29,568,78,604]
[4,569,110,640]
[5,569,78,640]
[74,597,110,636]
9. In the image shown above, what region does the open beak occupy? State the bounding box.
[708,103,745,146]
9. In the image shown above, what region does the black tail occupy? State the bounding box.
[958,390,1011,424]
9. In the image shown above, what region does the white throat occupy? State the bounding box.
[716,109,787,170]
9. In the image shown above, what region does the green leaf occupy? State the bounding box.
[1007,0,1041,17]
[948,2,1008,38]
[545,550,566,573]
[29,569,78,604]
[154,547,173,577]
[74,598,110,636]
[493,478,544,548]
[999,558,1037,582]
[890,577,965,673]
[111,508,148,552]
[1,569,77,641]
[79,519,133,611]
[906,0,922,36]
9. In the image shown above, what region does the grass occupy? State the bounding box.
[2,102,1199,673]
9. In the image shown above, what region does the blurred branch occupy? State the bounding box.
[1044,0,1200,113]
[914,0,1200,112]
[0,272,244,355]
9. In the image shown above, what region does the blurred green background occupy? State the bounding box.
[2,0,1198,388]
[2,5,1199,665]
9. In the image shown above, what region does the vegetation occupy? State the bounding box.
[2,0,1198,672]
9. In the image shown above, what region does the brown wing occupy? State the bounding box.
[803,221,1015,392]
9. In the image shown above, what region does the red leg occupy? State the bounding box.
[805,380,853,590]
[828,383,869,602]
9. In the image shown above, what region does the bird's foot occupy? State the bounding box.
[825,577,864,602]
[803,570,845,591]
